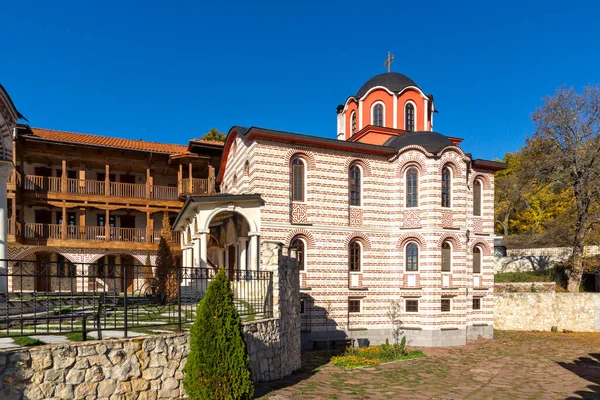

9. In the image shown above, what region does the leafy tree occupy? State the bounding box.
[183,269,254,400]
[526,84,600,292]
[200,128,226,142]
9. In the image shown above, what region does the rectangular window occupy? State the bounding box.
[473,298,481,310]
[300,298,305,314]
[473,181,482,216]
[348,299,361,313]
[405,299,418,313]
[441,299,451,312]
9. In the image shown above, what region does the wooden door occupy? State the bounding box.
[228,245,236,280]
[121,265,134,293]
[35,253,52,292]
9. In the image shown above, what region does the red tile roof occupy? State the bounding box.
[26,127,221,154]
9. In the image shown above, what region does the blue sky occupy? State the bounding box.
[2,0,599,160]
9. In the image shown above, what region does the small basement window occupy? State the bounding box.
[348,299,361,313]
[473,298,481,310]
[441,299,451,312]
[405,299,418,313]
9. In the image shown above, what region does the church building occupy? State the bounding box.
[175,71,505,347]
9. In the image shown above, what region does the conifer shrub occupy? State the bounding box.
[183,269,254,399]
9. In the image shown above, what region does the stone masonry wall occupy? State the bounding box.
[0,242,301,399]
[494,282,556,293]
[494,293,600,332]
[0,318,293,400]
[495,246,600,273]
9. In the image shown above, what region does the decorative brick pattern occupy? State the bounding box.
[441,210,453,228]
[349,207,363,226]
[291,203,308,224]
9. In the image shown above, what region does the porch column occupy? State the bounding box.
[178,164,183,195]
[217,249,224,269]
[248,232,259,271]
[238,237,248,272]
[193,237,201,268]
[199,231,208,269]
[79,207,86,240]
[145,168,151,199]
[145,211,151,243]
[0,163,13,294]
[10,197,16,237]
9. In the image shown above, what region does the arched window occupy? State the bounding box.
[244,160,250,176]
[351,111,357,136]
[442,167,451,208]
[473,246,482,274]
[405,242,419,272]
[291,157,305,202]
[349,164,361,206]
[441,241,451,272]
[232,174,237,188]
[473,179,482,216]
[232,140,237,157]
[405,103,415,131]
[372,103,384,126]
[406,167,418,207]
[290,237,306,271]
[349,240,362,272]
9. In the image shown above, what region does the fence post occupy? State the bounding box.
[82,316,87,341]
[177,266,182,332]
[123,264,128,338]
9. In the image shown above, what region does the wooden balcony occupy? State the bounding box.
[179,178,212,196]
[21,175,196,201]
[16,222,181,249]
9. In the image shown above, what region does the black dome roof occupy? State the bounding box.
[384,131,455,154]
[356,72,418,98]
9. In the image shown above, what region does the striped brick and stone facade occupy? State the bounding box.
[214,124,502,347]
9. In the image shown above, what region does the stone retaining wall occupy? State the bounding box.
[494,293,600,332]
[0,241,301,399]
[494,282,556,293]
[495,246,600,273]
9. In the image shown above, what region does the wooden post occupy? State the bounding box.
[178,164,183,195]
[208,165,215,195]
[146,211,151,243]
[11,197,16,236]
[62,160,67,193]
[146,168,151,199]
[188,163,193,193]
[105,208,110,241]
[11,137,17,186]
[61,205,67,240]
[105,164,110,196]
[79,207,86,240]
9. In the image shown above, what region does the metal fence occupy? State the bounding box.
[0,259,273,340]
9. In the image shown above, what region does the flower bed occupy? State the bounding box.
[331,339,425,369]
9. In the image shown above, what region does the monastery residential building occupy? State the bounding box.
[6,124,222,292]
[175,72,505,347]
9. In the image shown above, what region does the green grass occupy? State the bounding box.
[65,332,84,341]
[13,336,45,347]
[331,341,425,369]
[494,269,556,283]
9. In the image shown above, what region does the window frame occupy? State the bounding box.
[405,242,419,272]
[472,297,481,310]
[441,298,451,313]
[349,163,362,207]
[473,178,483,216]
[405,299,418,313]
[290,236,307,271]
[405,102,416,131]
[351,111,357,136]
[371,102,385,127]
[348,299,361,313]
[473,246,482,274]
[349,239,362,272]
[291,157,306,202]
[441,241,452,272]
[300,298,306,314]
[441,166,452,208]
[405,167,419,208]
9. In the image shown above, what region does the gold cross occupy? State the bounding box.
[384,52,395,73]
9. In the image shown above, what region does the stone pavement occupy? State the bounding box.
[255,331,600,399]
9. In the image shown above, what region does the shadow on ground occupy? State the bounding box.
[559,353,600,399]
[254,350,341,398]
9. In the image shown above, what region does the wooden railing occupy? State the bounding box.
[19,223,180,245]
[23,175,183,200]
[24,176,62,192]
[152,185,178,200]
[110,182,146,198]
[7,218,13,235]
[179,178,210,196]
[152,229,182,244]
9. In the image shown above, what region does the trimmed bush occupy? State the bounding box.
[183,269,254,400]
